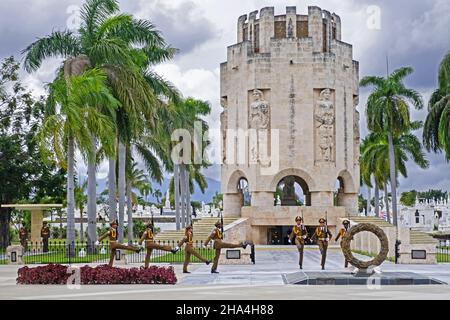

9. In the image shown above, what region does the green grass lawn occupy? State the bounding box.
[437,253,450,263]
[23,252,110,264]
[150,248,215,263]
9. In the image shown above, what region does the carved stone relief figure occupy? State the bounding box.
[249,89,270,129]
[287,18,294,38]
[220,98,228,163]
[315,89,335,163]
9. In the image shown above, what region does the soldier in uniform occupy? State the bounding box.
[175,224,211,273]
[96,220,141,267]
[41,221,51,253]
[335,219,351,268]
[288,216,308,269]
[311,218,332,270]
[19,224,28,252]
[138,221,177,269]
[204,220,252,273]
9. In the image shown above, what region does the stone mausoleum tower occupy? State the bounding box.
[220,6,360,244]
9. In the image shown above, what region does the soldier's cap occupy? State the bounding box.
[145,221,153,228]
[186,224,193,230]
[215,220,222,227]
[110,219,118,226]
[295,216,303,222]
[319,218,326,223]
[343,219,350,225]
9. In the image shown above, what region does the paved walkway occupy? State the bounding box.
[1,246,450,300]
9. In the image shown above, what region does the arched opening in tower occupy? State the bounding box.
[334,177,345,206]
[275,175,311,206]
[237,178,251,207]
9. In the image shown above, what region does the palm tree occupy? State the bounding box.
[38,68,120,252]
[152,189,162,205]
[164,98,211,229]
[125,161,147,243]
[22,0,177,243]
[360,67,424,226]
[74,178,88,242]
[360,124,429,222]
[424,51,450,160]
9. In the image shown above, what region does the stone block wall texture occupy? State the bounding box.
[221,6,360,218]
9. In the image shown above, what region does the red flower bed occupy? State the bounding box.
[17,264,177,285]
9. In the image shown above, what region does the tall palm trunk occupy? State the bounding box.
[366,187,371,216]
[180,164,186,228]
[387,132,398,226]
[108,156,117,222]
[374,180,380,218]
[384,183,391,223]
[66,136,76,256]
[87,137,97,247]
[174,164,180,231]
[118,141,126,242]
[80,205,84,243]
[126,180,133,244]
[185,166,191,226]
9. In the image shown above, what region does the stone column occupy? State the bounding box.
[286,6,297,38]
[310,191,334,207]
[223,193,244,217]
[332,13,341,41]
[251,191,275,207]
[259,7,274,53]
[237,14,247,43]
[341,193,359,216]
[308,6,324,53]
[30,209,44,248]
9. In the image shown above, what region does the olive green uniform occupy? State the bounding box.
[204,227,244,272]
[178,232,209,273]
[289,224,308,267]
[335,227,350,268]
[98,227,140,267]
[139,228,174,269]
[41,225,50,253]
[312,226,332,269]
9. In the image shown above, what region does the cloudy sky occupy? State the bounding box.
[1,0,449,193]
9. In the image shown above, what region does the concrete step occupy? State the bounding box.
[410,230,439,244]
[155,216,239,241]
[349,216,393,227]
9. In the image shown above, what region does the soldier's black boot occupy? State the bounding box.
[321,265,325,270]
[299,265,303,270]
[183,270,191,274]
[211,269,219,274]
[171,246,180,254]
[206,260,211,265]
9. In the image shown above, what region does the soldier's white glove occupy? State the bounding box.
[302,235,307,239]
[95,240,100,246]
[288,239,292,244]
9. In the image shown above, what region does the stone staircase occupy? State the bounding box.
[410,230,439,245]
[350,216,438,245]
[155,217,239,242]
[349,216,394,228]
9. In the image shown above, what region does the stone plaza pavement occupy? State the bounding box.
[1,246,450,300]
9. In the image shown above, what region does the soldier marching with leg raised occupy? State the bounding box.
[96,219,141,267]
[175,224,211,273]
[138,221,177,269]
[335,219,351,268]
[204,220,252,274]
[312,218,332,270]
[289,216,308,269]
